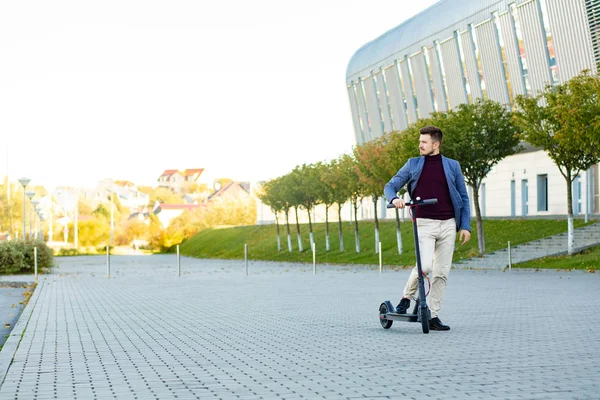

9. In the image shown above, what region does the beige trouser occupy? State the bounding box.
[403,218,456,318]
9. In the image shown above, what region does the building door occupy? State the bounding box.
[572,175,582,214]
[511,180,516,217]
[594,165,599,213]
[521,179,528,216]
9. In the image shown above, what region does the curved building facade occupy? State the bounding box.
[347,0,600,218]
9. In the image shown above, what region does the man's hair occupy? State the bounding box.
[420,125,443,143]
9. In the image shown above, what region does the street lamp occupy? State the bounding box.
[26,191,35,239]
[18,178,31,240]
[31,200,40,240]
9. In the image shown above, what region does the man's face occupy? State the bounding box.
[419,134,439,156]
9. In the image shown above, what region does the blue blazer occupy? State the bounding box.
[384,155,471,232]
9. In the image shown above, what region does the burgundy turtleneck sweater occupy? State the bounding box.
[413,154,454,220]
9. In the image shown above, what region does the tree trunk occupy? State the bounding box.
[285,210,292,252]
[566,171,574,255]
[294,206,303,252]
[325,205,330,252]
[353,199,360,253]
[337,204,344,252]
[275,214,281,252]
[472,183,485,255]
[373,196,380,254]
[395,208,403,255]
[307,207,314,250]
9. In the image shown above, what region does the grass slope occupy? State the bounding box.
[180,218,595,268]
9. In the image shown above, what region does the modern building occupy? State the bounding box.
[346,0,599,218]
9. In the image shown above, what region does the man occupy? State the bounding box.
[384,125,471,331]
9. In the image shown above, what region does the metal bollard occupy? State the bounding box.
[379,242,382,273]
[508,241,512,271]
[106,246,111,278]
[244,244,248,276]
[312,243,316,275]
[34,247,38,281]
[177,245,181,277]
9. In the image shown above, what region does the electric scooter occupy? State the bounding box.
[379,197,437,334]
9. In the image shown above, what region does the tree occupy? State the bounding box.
[321,158,352,252]
[515,71,600,254]
[138,186,183,204]
[314,162,335,252]
[256,180,285,252]
[441,99,521,255]
[274,175,295,252]
[285,169,305,252]
[353,138,392,254]
[338,154,365,253]
[294,164,321,250]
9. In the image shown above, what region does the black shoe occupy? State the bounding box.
[395,298,410,314]
[429,317,450,331]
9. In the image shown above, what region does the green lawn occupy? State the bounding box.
[179,218,598,269]
[514,245,600,270]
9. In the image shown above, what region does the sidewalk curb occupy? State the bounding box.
[0,279,45,388]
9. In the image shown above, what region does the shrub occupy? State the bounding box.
[0,239,54,274]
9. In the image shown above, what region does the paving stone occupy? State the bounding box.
[0,255,598,399]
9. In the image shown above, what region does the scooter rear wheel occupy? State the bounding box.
[379,303,393,329]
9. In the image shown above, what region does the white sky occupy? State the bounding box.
[0,0,438,190]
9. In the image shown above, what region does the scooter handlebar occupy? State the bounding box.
[386,198,438,208]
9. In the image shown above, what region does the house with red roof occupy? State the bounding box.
[157,168,205,193]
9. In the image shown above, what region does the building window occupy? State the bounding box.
[594,164,599,213]
[455,30,472,103]
[511,180,516,217]
[511,3,531,94]
[423,46,437,112]
[469,24,487,99]
[434,40,450,110]
[573,175,582,214]
[521,179,528,216]
[537,174,548,212]
[539,0,559,84]
[586,0,600,72]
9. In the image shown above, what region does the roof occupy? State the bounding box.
[160,169,179,177]
[207,182,250,201]
[183,168,204,176]
[346,0,518,83]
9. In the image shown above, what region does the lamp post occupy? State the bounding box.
[25,191,35,239]
[31,200,40,240]
[110,189,114,247]
[75,189,79,250]
[18,178,31,240]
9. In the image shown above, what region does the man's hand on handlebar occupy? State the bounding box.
[391,198,406,209]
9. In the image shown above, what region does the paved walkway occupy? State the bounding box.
[0,255,599,399]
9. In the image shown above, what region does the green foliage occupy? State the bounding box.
[515,70,600,187]
[0,239,53,274]
[515,245,600,270]
[441,98,522,190]
[138,186,184,204]
[151,196,257,251]
[93,204,110,220]
[0,242,25,274]
[115,219,149,246]
[75,219,110,247]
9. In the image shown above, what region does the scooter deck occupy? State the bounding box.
[381,313,418,322]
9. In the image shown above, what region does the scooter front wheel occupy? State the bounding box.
[379,303,393,329]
